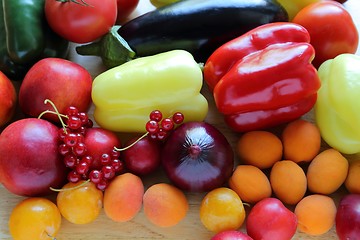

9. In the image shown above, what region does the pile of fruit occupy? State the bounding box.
[1,0,360,239]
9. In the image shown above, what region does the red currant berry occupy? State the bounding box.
[76,160,90,175]
[156,128,168,140]
[146,120,159,134]
[100,153,111,166]
[86,119,94,128]
[64,132,78,147]
[149,110,163,122]
[172,112,184,124]
[161,118,174,131]
[65,106,79,117]
[112,159,124,172]
[58,128,67,142]
[82,155,93,165]
[102,165,115,180]
[149,133,158,140]
[63,154,77,168]
[78,112,89,125]
[89,170,103,184]
[67,170,81,183]
[73,142,87,156]
[76,126,87,136]
[110,149,120,160]
[59,143,71,156]
[96,179,108,191]
[67,115,82,130]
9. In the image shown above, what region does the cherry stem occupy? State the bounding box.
[113,132,149,152]
[50,179,91,192]
[38,99,69,133]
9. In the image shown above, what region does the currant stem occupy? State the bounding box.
[39,99,69,133]
[114,132,149,152]
[50,179,91,192]
[37,110,68,120]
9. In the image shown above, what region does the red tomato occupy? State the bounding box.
[116,0,139,23]
[292,1,358,68]
[246,198,297,240]
[45,0,118,44]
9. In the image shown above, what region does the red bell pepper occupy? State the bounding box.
[213,42,321,132]
[203,22,310,91]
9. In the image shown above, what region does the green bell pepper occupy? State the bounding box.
[315,53,360,154]
[0,0,69,80]
[92,50,208,133]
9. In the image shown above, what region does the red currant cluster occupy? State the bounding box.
[58,106,124,190]
[145,110,184,140]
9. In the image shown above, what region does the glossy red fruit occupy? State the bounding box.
[161,121,234,192]
[292,1,358,68]
[0,118,67,196]
[0,71,16,127]
[19,58,92,123]
[246,198,297,240]
[336,194,360,240]
[123,135,162,175]
[211,230,253,240]
[116,0,140,23]
[83,127,122,170]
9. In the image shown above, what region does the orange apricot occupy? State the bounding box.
[228,165,272,204]
[282,119,321,164]
[56,181,103,225]
[345,160,360,194]
[307,148,349,194]
[270,160,307,205]
[294,194,337,235]
[143,183,189,227]
[237,131,283,169]
[103,173,144,222]
[200,187,246,233]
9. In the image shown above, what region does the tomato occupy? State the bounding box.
[246,198,297,240]
[199,187,246,233]
[45,0,117,43]
[116,0,139,23]
[9,198,62,240]
[292,1,358,68]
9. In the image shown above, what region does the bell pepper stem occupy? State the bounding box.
[76,25,136,68]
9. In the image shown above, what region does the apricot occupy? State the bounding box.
[103,173,144,222]
[143,183,189,227]
[57,181,103,224]
[237,131,283,169]
[229,165,272,204]
[345,160,360,194]
[295,194,337,235]
[270,160,307,205]
[282,119,321,164]
[307,149,349,194]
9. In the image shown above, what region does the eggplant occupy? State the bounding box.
[76,0,288,68]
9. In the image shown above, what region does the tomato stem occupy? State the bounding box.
[55,0,93,7]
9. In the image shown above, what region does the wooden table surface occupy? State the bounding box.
[1,0,360,239]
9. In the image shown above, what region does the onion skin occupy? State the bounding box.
[161,121,234,192]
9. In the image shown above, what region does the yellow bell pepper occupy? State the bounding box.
[315,53,360,154]
[277,0,320,20]
[92,50,208,133]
